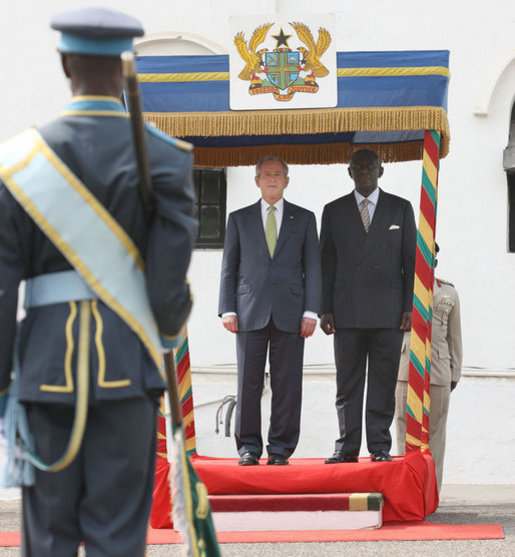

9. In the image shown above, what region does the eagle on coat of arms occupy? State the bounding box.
[234,23,274,80]
[233,21,332,101]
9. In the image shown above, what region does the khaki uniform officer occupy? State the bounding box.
[395,274,462,492]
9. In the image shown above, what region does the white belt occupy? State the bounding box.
[24,270,97,309]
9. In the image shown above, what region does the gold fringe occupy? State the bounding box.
[191,141,428,168]
[144,106,450,165]
[144,106,449,139]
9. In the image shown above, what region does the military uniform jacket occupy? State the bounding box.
[398,279,462,386]
[320,189,417,328]
[0,97,196,405]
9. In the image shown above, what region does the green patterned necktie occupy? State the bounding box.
[265,205,277,257]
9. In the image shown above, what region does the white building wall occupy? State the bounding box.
[1,0,514,482]
[184,0,515,371]
[2,1,514,371]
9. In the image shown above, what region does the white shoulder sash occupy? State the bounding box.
[0,127,163,371]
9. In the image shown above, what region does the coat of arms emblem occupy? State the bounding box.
[234,22,332,102]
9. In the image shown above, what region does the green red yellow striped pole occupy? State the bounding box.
[150,327,197,528]
[150,395,173,528]
[405,130,440,453]
[174,328,197,456]
[154,328,196,461]
[156,397,168,460]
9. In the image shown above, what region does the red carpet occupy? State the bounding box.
[0,523,504,547]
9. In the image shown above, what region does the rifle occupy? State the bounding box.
[121,50,183,451]
[121,51,220,557]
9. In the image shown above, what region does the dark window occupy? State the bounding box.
[505,101,515,252]
[193,167,226,249]
[508,173,515,252]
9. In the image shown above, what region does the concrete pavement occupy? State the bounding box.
[0,369,513,555]
[0,484,513,556]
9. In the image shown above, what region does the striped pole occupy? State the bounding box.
[150,328,197,528]
[154,329,197,460]
[150,395,174,528]
[174,328,197,456]
[405,130,440,453]
[156,397,168,459]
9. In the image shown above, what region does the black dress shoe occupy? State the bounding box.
[238,452,259,466]
[325,450,359,464]
[371,451,393,462]
[267,454,289,465]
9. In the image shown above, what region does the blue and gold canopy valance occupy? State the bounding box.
[136,50,450,167]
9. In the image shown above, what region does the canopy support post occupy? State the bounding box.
[405,130,440,453]
[174,328,197,456]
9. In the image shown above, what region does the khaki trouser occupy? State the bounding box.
[395,381,451,492]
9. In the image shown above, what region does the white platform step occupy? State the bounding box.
[209,492,384,532]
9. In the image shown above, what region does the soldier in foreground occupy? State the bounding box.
[0,7,196,556]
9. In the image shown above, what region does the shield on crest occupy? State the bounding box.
[265,50,300,90]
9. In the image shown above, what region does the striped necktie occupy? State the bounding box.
[265,205,277,257]
[360,199,370,232]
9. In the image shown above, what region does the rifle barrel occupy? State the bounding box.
[121,50,182,428]
[121,51,154,222]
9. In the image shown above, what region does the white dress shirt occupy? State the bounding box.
[261,197,284,234]
[354,187,380,223]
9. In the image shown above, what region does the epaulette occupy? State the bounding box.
[145,122,194,152]
[174,138,194,152]
[436,277,454,287]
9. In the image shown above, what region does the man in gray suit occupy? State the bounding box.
[395,243,462,491]
[218,156,321,466]
[320,149,417,463]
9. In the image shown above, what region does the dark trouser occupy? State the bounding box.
[22,396,157,557]
[334,328,403,455]
[235,319,304,458]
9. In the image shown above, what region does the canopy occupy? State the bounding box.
[146,49,450,527]
[136,50,450,167]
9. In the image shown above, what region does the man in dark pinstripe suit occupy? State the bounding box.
[320,149,416,463]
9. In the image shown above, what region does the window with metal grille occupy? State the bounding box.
[193,167,226,249]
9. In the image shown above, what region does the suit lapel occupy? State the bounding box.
[273,199,294,258]
[360,189,394,259]
[248,200,270,259]
[343,194,368,247]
